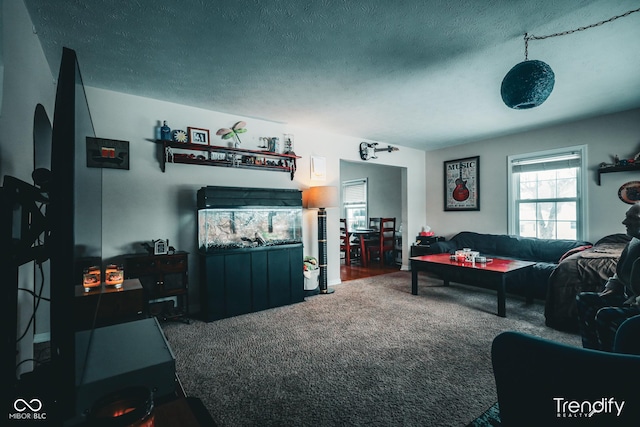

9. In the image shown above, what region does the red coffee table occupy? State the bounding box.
[410,253,536,317]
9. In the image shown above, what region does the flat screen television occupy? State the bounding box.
[50,46,99,424]
[1,47,97,425]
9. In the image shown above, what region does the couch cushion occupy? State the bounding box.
[495,235,537,260]
[530,238,592,263]
[450,232,498,254]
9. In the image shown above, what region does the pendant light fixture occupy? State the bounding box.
[501,34,554,110]
[501,7,640,110]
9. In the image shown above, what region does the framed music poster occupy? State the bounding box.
[444,156,479,211]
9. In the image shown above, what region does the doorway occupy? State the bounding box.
[339,160,407,281]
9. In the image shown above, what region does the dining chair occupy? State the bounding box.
[340,218,360,266]
[366,217,396,266]
[368,217,381,230]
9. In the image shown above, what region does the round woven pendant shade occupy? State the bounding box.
[501,60,555,109]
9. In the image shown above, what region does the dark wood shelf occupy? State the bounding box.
[161,140,301,180]
[597,163,640,185]
[123,251,190,323]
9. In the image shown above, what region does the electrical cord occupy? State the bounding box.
[16,261,47,343]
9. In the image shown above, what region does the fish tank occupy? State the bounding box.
[197,186,302,253]
[198,207,302,251]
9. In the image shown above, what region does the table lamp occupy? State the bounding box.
[305,186,338,294]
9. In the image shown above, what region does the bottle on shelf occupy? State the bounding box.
[283,134,294,154]
[268,137,280,153]
[161,121,171,141]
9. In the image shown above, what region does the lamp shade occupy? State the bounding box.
[501,60,555,109]
[305,186,338,209]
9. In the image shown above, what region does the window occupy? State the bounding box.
[342,179,367,230]
[508,146,587,240]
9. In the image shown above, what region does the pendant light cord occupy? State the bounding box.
[524,7,640,60]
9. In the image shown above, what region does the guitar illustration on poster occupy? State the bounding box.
[452,162,470,202]
[444,156,479,211]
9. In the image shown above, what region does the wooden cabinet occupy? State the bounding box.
[123,251,189,322]
[410,237,446,257]
[161,140,301,180]
[200,244,304,321]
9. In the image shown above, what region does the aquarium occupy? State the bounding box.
[198,207,302,251]
[197,186,303,252]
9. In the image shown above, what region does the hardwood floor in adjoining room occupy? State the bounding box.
[340,262,401,281]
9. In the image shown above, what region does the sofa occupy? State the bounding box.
[544,233,631,331]
[427,231,592,301]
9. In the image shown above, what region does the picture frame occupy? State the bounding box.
[444,156,479,211]
[153,239,168,255]
[188,127,210,145]
[310,156,327,181]
[86,137,130,170]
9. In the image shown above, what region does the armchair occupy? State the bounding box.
[491,315,640,426]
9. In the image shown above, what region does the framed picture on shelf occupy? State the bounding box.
[444,156,479,211]
[188,127,210,145]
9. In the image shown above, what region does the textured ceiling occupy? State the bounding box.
[24,0,640,151]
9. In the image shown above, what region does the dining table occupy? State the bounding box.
[350,228,380,267]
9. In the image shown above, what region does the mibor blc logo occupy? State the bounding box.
[9,398,47,421]
[554,397,625,419]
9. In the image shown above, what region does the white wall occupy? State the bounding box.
[424,108,640,243]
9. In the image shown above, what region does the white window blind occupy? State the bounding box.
[511,152,581,173]
[343,179,367,204]
[342,179,367,230]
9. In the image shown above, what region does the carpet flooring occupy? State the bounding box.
[162,271,580,426]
